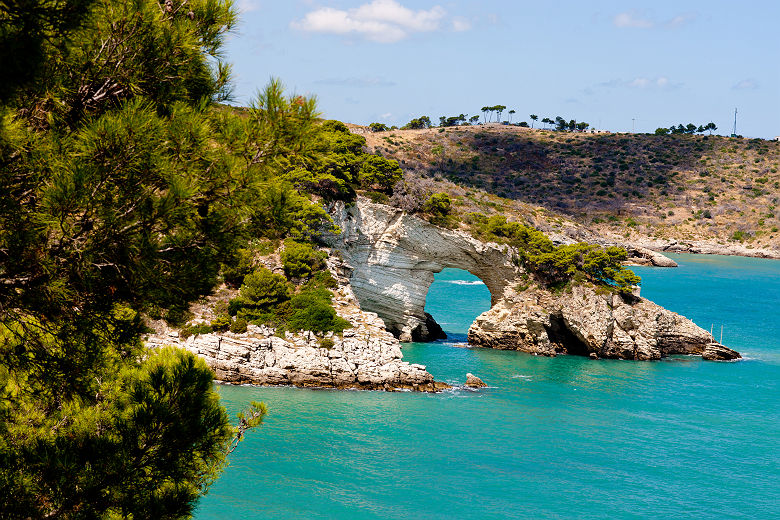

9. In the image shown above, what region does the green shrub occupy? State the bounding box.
[304,270,338,290]
[239,268,291,308]
[319,337,335,349]
[286,288,350,333]
[731,230,747,241]
[179,322,213,339]
[230,317,248,334]
[210,314,231,332]
[164,306,193,327]
[424,193,452,226]
[359,154,403,193]
[222,248,256,287]
[467,214,640,292]
[228,298,244,316]
[280,240,326,279]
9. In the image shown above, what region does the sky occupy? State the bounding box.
[224,1,779,138]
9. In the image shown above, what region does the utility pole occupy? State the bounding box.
[632,118,635,133]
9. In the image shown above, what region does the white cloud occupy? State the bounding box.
[613,10,697,29]
[291,0,448,43]
[452,17,471,32]
[613,11,654,29]
[380,112,392,119]
[733,79,758,90]
[600,76,680,89]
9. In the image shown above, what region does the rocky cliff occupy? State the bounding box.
[467,285,739,360]
[145,256,448,392]
[326,199,520,341]
[325,198,740,361]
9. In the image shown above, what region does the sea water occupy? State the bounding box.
[196,254,779,519]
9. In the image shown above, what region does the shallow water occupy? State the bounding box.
[196,254,779,519]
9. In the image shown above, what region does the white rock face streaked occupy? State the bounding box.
[325,198,520,341]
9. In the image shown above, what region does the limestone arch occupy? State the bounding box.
[326,198,521,341]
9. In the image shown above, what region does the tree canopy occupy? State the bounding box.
[0,0,384,516]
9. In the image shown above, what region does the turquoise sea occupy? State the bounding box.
[196,254,779,519]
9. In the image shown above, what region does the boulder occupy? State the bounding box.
[465,373,487,388]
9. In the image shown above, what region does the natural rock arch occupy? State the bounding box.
[325,199,521,341]
[326,198,740,361]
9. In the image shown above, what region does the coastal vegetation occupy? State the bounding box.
[467,214,640,291]
[0,0,395,516]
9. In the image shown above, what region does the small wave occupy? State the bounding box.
[446,280,485,286]
[511,375,533,380]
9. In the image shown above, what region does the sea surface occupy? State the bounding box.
[196,254,779,519]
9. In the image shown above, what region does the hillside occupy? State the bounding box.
[358,124,780,253]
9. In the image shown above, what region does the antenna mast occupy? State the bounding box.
[732,108,738,137]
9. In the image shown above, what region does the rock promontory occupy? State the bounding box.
[325,198,741,361]
[145,255,450,392]
[467,285,741,360]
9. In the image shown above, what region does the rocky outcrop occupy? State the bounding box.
[146,323,446,391]
[468,285,741,360]
[702,342,742,361]
[145,256,449,392]
[325,198,519,341]
[630,237,780,260]
[465,373,487,388]
[623,246,678,267]
[326,198,740,361]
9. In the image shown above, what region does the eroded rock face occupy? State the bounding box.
[467,285,733,360]
[326,199,739,361]
[325,198,519,341]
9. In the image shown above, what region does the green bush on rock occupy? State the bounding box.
[230,317,248,334]
[467,214,640,292]
[228,268,350,334]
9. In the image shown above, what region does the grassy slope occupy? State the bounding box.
[359,124,780,251]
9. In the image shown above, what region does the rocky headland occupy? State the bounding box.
[147,197,740,394]
[325,198,740,361]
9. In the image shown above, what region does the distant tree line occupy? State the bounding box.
[369,109,590,133]
[655,122,717,135]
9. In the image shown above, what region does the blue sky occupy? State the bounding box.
[225,1,779,138]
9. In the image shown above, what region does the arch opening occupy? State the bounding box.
[423,268,492,342]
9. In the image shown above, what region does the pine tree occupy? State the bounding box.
[0,1,275,517]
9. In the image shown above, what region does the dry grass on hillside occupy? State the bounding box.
[358,124,780,249]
